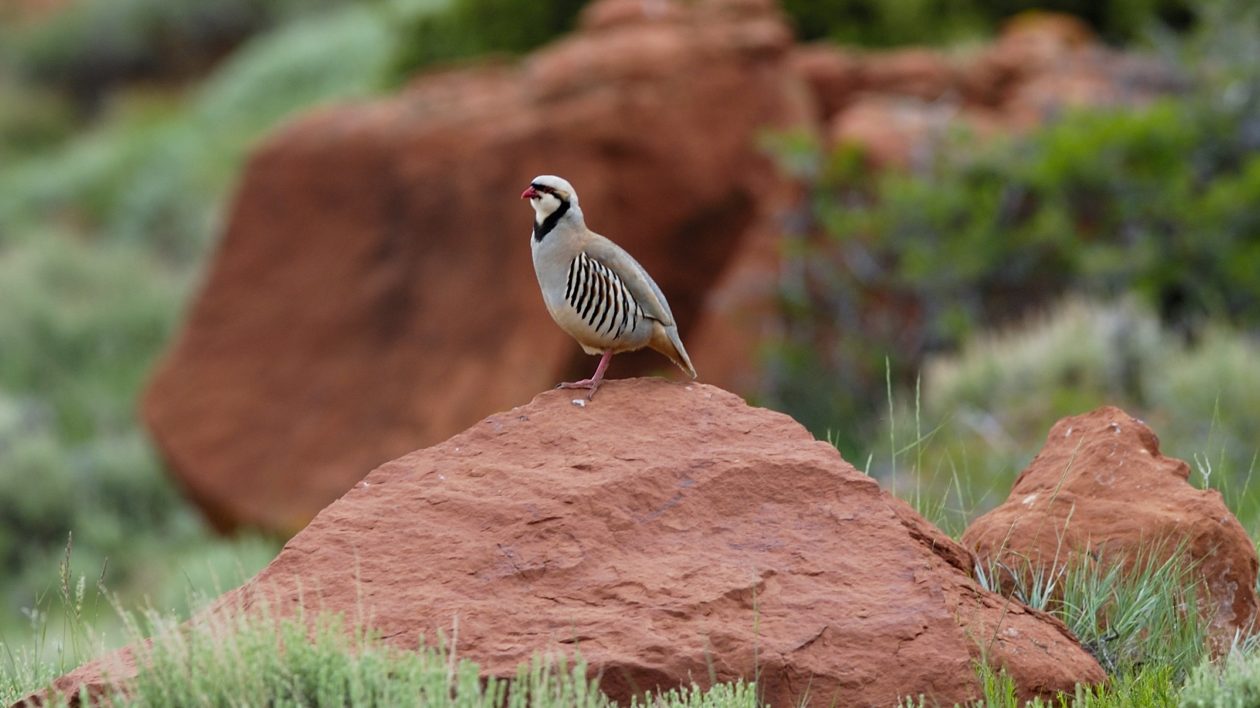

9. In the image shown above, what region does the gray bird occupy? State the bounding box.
[522,175,697,398]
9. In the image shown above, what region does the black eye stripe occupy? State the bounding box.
[532,184,559,196]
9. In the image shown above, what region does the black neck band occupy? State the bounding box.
[533,199,570,242]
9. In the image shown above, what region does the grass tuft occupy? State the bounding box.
[977,545,1209,678]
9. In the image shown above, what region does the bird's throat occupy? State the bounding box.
[532,199,570,242]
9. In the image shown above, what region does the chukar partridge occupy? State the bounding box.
[522,175,697,398]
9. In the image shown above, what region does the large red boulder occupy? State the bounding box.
[142,0,811,533]
[39,380,1103,705]
[963,406,1259,646]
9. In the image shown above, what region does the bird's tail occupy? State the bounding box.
[650,323,697,379]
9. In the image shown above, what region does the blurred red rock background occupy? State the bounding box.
[142,0,1180,533]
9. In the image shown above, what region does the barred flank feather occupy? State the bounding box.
[564,252,644,341]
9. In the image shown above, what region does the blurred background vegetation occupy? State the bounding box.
[763,0,1260,534]
[0,0,1258,689]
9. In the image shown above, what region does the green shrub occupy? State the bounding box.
[1181,650,1260,708]
[0,234,281,643]
[782,0,1193,46]
[388,0,1195,78]
[0,80,75,161]
[923,299,1160,441]
[0,235,178,440]
[1070,665,1181,707]
[389,0,586,79]
[0,2,420,265]
[1,0,355,111]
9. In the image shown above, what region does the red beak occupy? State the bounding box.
[521,186,539,200]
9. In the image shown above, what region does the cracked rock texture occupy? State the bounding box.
[964,406,1259,647]
[40,380,1103,706]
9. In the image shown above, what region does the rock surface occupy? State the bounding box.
[40,380,1104,706]
[963,406,1259,645]
[142,0,810,533]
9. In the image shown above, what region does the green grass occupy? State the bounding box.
[976,546,1209,678]
[6,598,764,708]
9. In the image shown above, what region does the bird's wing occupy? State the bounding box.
[581,232,676,327]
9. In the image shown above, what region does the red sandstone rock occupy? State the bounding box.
[829,95,963,169]
[995,12,1097,68]
[861,48,961,102]
[0,0,71,25]
[963,406,1259,646]
[788,44,866,122]
[142,0,811,534]
[37,381,1104,706]
[794,12,1178,143]
[971,13,1179,128]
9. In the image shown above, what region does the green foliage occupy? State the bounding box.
[780,0,1193,46]
[767,0,1260,453]
[0,236,185,605]
[1070,665,1181,707]
[890,299,1260,534]
[781,0,983,46]
[922,299,1160,443]
[0,2,417,266]
[632,681,761,708]
[1061,552,1207,677]
[973,660,1022,707]
[0,79,75,161]
[110,607,759,708]
[1181,649,1260,708]
[390,0,587,79]
[0,235,176,435]
[389,0,1194,75]
[962,663,1182,707]
[976,545,1209,678]
[0,0,414,653]
[0,9,443,654]
[194,4,405,139]
[1,0,353,111]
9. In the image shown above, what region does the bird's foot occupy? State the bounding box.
[557,378,602,400]
[556,351,613,400]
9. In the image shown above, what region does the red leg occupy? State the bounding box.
[558,351,614,399]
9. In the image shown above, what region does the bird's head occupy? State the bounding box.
[521,175,578,223]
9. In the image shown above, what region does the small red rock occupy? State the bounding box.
[963,406,1259,647]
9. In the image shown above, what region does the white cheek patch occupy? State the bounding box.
[534,194,561,218]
